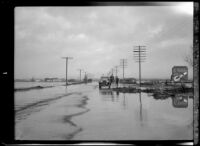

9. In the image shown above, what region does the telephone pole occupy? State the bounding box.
[110,68,114,75]
[115,66,119,77]
[133,46,146,88]
[84,71,88,83]
[62,57,73,86]
[77,69,83,82]
[120,59,127,80]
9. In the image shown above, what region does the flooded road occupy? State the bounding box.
[15,82,193,140]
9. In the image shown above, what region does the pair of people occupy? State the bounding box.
[110,74,119,87]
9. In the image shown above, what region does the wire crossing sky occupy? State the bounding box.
[15,3,193,79]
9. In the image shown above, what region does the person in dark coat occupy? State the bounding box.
[110,74,114,84]
[115,76,119,88]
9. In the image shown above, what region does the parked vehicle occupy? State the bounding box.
[99,76,111,89]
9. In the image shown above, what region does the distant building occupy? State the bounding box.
[68,79,77,82]
[15,79,30,82]
[35,79,41,82]
[120,78,136,84]
[31,78,35,82]
[171,66,188,82]
[87,79,92,82]
[44,78,59,82]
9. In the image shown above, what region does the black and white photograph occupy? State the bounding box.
[13,2,197,143]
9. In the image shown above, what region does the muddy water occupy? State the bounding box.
[72,87,193,140]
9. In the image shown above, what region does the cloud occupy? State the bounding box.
[173,2,193,15]
[15,5,193,79]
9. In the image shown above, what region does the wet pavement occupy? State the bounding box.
[15,82,193,140]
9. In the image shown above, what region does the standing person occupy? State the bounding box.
[109,74,114,89]
[84,74,87,84]
[116,76,119,88]
[110,74,114,84]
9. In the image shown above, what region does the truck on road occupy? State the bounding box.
[99,76,111,89]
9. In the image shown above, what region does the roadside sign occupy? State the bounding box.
[171,66,188,82]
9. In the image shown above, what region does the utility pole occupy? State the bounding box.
[77,69,83,82]
[84,71,87,80]
[120,59,127,80]
[133,46,146,89]
[115,66,119,77]
[62,57,73,86]
[110,68,114,75]
[107,71,110,76]
[84,71,88,83]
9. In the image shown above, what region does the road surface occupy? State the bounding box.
[15,82,193,140]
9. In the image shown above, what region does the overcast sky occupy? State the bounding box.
[15,2,193,80]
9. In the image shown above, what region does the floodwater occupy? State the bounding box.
[14,81,64,89]
[15,82,193,140]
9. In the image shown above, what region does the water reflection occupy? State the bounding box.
[99,88,191,128]
[99,89,115,102]
[99,89,144,121]
[139,92,143,126]
[115,91,119,102]
[122,93,127,110]
[99,89,113,95]
[152,92,169,100]
[151,91,192,108]
[116,91,119,96]
[99,89,128,107]
[99,89,144,126]
[147,92,154,97]
[172,94,188,108]
[65,87,68,94]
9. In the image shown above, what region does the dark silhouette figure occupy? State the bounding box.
[115,76,119,88]
[110,74,114,84]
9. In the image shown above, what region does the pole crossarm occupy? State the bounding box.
[134,46,146,48]
[62,57,73,59]
[134,55,147,57]
[133,50,146,52]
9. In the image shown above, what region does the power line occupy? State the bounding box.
[62,57,73,86]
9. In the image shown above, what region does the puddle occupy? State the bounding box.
[72,88,193,140]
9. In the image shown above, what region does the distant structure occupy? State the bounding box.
[44,78,58,82]
[171,66,188,82]
[120,78,136,84]
[31,77,35,82]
